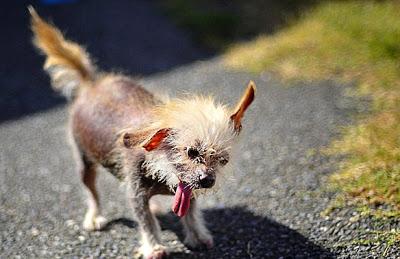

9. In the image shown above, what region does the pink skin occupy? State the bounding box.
[204,239,214,249]
[148,250,167,259]
[172,182,192,217]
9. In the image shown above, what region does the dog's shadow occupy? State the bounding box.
[105,206,333,258]
[103,217,137,229]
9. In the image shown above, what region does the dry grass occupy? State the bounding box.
[225,1,400,208]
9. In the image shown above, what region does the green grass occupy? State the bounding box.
[225,1,400,209]
[325,204,400,256]
[334,229,400,257]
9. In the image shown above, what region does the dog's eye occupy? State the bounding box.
[219,157,229,166]
[208,149,216,159]
[187,147,200,159]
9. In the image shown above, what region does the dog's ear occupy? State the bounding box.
[123,128,171,151]
[230,80,256,132]
[142,128,171,151]
[123,130,147,149]
[123,133,137,149]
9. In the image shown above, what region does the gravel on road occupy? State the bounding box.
[1,0,399,258]
[0,58,357,258]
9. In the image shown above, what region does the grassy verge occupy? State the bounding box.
[225,1,400,209]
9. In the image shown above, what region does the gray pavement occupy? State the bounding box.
[1,1,398,258]
[1,58,349,258]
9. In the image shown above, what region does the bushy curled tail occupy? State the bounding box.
[29,6,96,99]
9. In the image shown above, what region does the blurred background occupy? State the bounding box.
[0,0,210,122]
[1,0,400,258]
[0,0,317,122]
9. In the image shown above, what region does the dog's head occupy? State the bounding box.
[123,81,255,216]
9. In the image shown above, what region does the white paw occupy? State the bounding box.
[149,199,163,215]
[184,234,214,250]
[137,244,168,259]
[82,213,107,231]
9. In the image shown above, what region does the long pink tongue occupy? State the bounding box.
[172,182,192,217]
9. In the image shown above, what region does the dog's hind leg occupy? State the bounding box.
[79,156,107,231]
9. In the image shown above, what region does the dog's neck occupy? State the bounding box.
[142,150,180,191]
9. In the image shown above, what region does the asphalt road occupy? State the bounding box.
[1,1,398,258]
[0,57,342,258]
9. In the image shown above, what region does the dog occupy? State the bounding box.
[29,7,255,258]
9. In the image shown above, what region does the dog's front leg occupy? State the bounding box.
[126,178,167,259]
[181,199,213,249]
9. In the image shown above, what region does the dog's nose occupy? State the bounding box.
[199,174,215,188]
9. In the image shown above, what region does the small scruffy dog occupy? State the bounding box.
[29,7,255,258]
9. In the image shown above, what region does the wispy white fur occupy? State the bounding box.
[151,96,236,151]
[142,151,180,189]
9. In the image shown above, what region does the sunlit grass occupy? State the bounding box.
[225,1,400,208]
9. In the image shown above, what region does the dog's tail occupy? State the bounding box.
[29,6,96,99]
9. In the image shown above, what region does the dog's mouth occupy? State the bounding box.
[172,181,192,217]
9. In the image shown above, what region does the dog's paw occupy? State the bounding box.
[149,199,163,215]
[184,234,214,250]
[82,214,107,231]
[136,244,168,259]
[147,249,168,259]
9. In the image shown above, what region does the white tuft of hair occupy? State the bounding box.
[151,96,236,151]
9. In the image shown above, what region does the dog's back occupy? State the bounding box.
[71,75,159,163]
